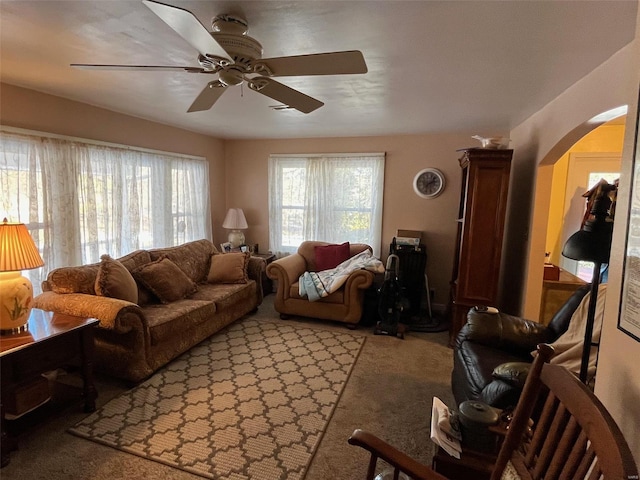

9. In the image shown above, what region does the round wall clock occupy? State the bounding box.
[413,168,445,199]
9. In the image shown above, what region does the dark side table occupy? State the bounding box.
[0,309,99,467]
[252,253,276,296]
[432,445,496,479]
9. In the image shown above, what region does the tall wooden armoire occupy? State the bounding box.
[449,148,512,344]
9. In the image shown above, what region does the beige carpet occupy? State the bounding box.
[69,319,364,479]
[1,296,454,480]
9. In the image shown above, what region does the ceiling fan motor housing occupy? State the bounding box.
[210,14,262,67]
[211,14,248,35]
[212,33,263,66]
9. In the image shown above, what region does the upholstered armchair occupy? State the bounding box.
[266,241,376,327]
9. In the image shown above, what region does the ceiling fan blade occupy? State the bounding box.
[187,81,228,112]
[247,77,323,114]
[254,51,368,77]
[142,0,232,63]
[71,64,206,73]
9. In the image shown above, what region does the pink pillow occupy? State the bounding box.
[314,242,350,271]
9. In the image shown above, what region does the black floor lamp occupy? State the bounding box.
[561,189,614,384]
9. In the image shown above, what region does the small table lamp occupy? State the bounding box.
[0,218,44,334]
[222,208,248,248]
[561,190,613,384]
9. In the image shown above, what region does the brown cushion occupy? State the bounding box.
[207,252,250,284]
[95,254,138,304]
[314,242,350,271]
[132,257,197,303]
[148,239,214,283]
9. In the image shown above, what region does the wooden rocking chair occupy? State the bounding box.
[349,344,638,480]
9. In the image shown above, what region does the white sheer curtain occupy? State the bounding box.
[268,153,385,257]
[1,129,211,293]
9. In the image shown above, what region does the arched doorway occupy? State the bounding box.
[522,108,627,322]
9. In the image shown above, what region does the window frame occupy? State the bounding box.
[268,152,385,257]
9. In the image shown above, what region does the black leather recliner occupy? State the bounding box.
[451,284,591,409]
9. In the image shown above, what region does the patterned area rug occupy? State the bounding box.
[69,319,365,479]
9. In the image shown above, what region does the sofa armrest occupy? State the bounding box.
[247,256,265,305]
[456,310,553,356]
[266,254,306,299]
[33,291,146,333]
[343,269,375,304]
[480,378,524,409]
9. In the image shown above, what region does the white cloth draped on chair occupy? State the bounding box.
[298,249,384,301]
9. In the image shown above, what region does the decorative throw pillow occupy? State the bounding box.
[492,362,531,389]
[207,252,250,284]
[94,254,138,304]
[314,242,350,271]
[132,257,197,303]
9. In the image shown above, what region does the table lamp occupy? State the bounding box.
[222,208,248,248]
[561,188,613,383]
[0,218,45,334]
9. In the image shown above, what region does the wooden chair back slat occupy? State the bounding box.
[575,446,597,479]
[547,416,580,479]
[587,462,603,480]
[540,364,637,478]
[533,402,570,478]
[560,429,588,479]
[524,391,556,468]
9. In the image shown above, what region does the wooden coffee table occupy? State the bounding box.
[0,309,99,467]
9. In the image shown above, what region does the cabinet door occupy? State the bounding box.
[456,159,510,305]
[449,149,512,344]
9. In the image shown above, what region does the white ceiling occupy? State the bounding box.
[1,1,636,140]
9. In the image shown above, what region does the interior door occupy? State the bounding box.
[560,152,620,278]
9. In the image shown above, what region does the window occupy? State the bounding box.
[1,128,211,293]
[268,153,385,256]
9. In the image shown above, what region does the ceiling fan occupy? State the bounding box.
[71,0,368,114]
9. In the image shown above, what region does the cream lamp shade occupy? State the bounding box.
[0,218,45,334]
[222,208,248,248]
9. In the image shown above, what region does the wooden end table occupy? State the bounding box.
[0,309,99,467]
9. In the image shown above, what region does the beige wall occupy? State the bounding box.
[599,91,640,464]
[223,134,502,306]
[509,24,640,461]
[0,83,227,237]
